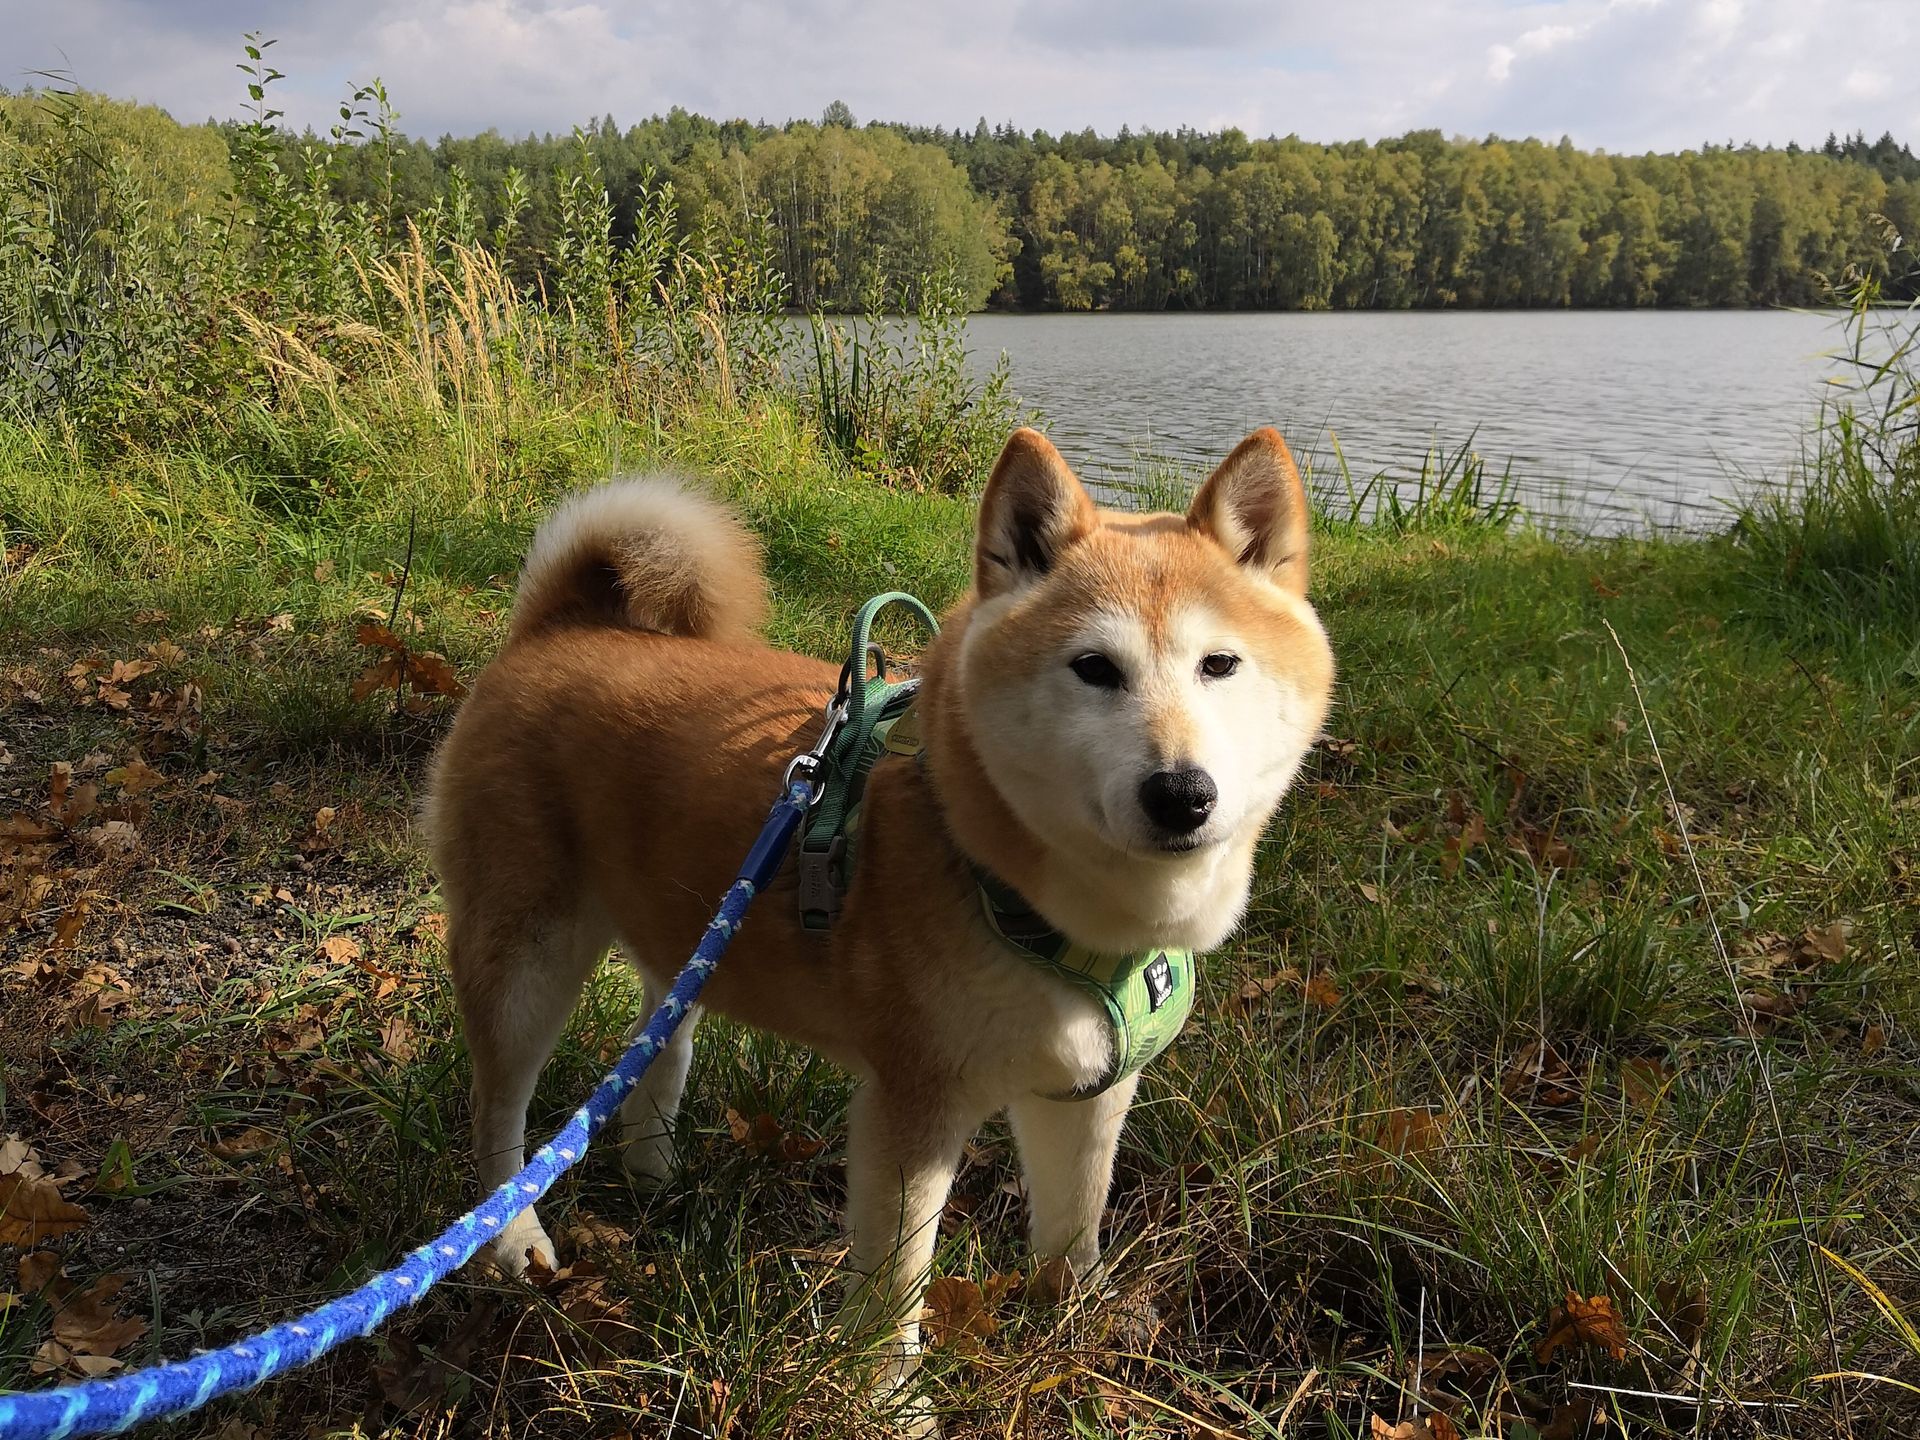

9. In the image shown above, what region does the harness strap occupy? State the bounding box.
[798,592,940,930]
[972,869,1195,1099]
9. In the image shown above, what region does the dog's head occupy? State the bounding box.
[957,428,1334,885]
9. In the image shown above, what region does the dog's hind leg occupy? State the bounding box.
[617,957,701,1185]
[451,909,608,1274]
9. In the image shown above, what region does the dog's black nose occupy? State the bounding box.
[1139,767,1217,834]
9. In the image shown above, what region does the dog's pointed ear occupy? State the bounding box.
[1187,427,1311,596]
[975,428,1097,600]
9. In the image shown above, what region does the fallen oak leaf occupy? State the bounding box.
[921,1274,1015,1352]
[724,1107,820,1162]
[1502,1041,1582,1108]
[403,651,466,699]
[1621,1057,1673,1111]
[209,1127,277,1162]
[379,1015,416,1064]
[1536,1290,1630,1364]
[1653,1278,1708,1350]
[1303,972,1343,1009]
[103,759,165,795]
[33,1272,148,1378]
[18,1249,65,1297]
[1440,811,1488,879]
[317,933,362,966]
[356,622,406,653]
[350,657,405,702]
[0,1172,92,1245]
[1371,1415,1462,1440]
[104,659,156,686]
[1236,967,1302,1010]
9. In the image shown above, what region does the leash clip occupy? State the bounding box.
[781,693,848,804]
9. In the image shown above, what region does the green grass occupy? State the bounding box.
[4,396,1918,1438]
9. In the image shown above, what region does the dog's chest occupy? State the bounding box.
[917,931,1114,1102]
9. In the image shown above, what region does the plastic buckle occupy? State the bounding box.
[796,835,846,929]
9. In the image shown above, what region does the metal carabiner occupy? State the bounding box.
[780,693,848,804]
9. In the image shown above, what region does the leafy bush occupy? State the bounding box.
[805,268,1027,494]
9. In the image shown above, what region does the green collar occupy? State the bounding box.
[796,595,1195,1099]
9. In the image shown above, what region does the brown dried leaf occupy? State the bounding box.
[723,1108,819,1162]
[51,899,90,949]
[1366,1108,1448,1167]
[32,1273,148,1378]
[1800,920,1848,966]
[1440,812,1487,879]
[209,1127,277,1162]
[18,1250,64,1296]
[103,759,165,795]
[1371,1416,1462,1440]
[350,657,404,702]
[1621,1057,1673,1111]
[1236,967,1302,1010]
[922,1275,1011,1351]
[1514,821,1579,871]
[379,1015,416,1064]
[1503,1041,1582,1108]
[1536,1291,1630,1364]
[1537,1398,1612,1439]
[1303,973,1343,1009]
[0,1172,92,1245]
[1654,1278,1708,1349]
[356,622,405,653]
[404,651,466,700]
[317,934,362,966]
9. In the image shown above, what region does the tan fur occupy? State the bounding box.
[505,475,767,644]
[425,436,1334,1421]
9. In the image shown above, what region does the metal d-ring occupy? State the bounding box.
[781,694,848,803]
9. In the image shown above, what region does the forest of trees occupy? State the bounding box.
[313,110,1920,311]
[9,79,1917,312]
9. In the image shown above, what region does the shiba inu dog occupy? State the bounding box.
[424,426,1334,1401]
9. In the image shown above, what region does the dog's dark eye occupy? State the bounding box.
[1200,652,1240,680]
[1070,653,1124,689]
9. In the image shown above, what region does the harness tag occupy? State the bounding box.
[882,703,924,756]
[1143,952,1174,1011]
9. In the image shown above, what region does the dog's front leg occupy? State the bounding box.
[1007,1074,1139,1292]
[839,1082,974,1399]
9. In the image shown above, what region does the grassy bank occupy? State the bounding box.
[3,380,1918,1437]
[5,63,1920,1437]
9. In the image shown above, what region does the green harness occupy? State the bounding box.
[796,594,1196,1100]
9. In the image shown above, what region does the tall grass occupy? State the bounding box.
[0,39,1014,516]
[1732,261,1920,639]
[804,268,1027,494]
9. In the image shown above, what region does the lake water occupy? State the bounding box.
[962,310,1853,532]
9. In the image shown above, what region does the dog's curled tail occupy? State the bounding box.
[508,476,768,646]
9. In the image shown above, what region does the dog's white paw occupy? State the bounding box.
[485,1210,558,1276]
[619,1132,677,1187]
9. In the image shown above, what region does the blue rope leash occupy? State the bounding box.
[0,781,814,1440]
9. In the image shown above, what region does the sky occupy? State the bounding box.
[4,0,1916,153]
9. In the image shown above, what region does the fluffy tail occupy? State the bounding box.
[507,476,768,645]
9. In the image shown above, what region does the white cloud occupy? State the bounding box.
[1842,67,1890,101]
[2,0,1914,152]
